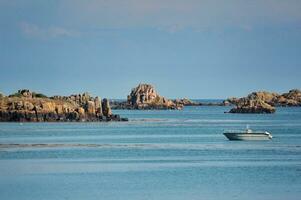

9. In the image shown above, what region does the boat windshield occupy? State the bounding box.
[246,128,252,133]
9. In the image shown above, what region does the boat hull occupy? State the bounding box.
[223,132,272,141]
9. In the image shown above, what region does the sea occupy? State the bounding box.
[0,104,301,200]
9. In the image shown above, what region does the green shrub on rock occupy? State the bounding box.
[32,92,48,98]
[8,92,22,98]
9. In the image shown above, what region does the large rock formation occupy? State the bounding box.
[0,89,128,122]
[126,84,182,110]
[227,89,301,114]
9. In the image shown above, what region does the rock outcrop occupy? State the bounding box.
[17,89,33,98]
[0,89,128,122]
[111,98,228,109]
[173,98,231,106]
[126,84,182,110]
[110,84,231,110]
[227,89,301,107]
[227,89,301,114]
[279,89,301,106]
[111,84,182,110]
[173,98,199,106]
[102,98,112,116]
[229,99,276,114]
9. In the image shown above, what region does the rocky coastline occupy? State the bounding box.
[0,89,128,122]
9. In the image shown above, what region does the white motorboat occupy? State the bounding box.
[223,126,272,141]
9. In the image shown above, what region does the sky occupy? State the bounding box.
[0,0,301,99]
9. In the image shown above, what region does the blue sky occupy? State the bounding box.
[0,0,301,99]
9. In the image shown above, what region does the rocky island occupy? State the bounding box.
[110,84,237,110]
[0,89,128,122]
[228,98,276,114]
[111,84,183,110]
[227,89,301,114]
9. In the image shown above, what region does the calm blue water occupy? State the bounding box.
[0,106,301,200]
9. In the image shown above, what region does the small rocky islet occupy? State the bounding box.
[227,89,301,114]
[110,83,227,110]
[0,89,128,122]
[111,83,183,110]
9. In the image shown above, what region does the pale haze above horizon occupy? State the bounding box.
[1,0,301,99]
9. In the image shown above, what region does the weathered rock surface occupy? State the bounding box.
[111,87,301,112]
[114,84,183,110]
[229,99,276,114]
[0,92,5,98]
[102,98,112,116]
[0,89,128,122]
[227,89,301,107]
[227,89,301,113]
[110,85,230,110]
[18,89,33,98]
[280,89,301,106]
[111,98,227,109]
[173,98,199,106]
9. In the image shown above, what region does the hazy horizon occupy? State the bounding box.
[1,0,301,99]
